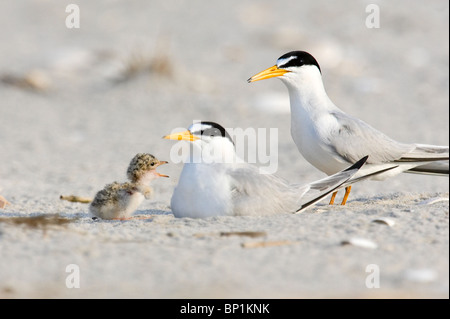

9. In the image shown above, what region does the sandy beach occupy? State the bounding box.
[0,0,448,299]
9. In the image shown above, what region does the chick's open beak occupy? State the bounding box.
[155,161,169,178]
[163,130,199,141]
[247,65,290,83]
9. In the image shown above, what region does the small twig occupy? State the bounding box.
[60,195,92,204]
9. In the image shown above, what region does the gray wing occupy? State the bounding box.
[407,160,449,175]
[226,156,367,215]
[400,144,449,161]
[226,164,306,216]
[398,144,449,175]
[329,111,415,164]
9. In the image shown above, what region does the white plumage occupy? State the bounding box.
[165,121,367,218]
[249,51,449,204]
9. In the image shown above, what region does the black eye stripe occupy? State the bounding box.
[277,51,321,73]
[201,128,221,136]
[189,121,235,146]
[280,57,306,68]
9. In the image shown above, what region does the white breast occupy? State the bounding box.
[291,107,348,175]
[171,163,233,218]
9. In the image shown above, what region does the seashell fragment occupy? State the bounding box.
[371,217,395,227]
[418,197,449,206]
[341,237,378,249]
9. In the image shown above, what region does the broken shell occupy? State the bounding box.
[341,237,378,249]
[372,217,395,227]
[418,197,449,206]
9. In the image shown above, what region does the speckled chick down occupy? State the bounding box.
[89,153,168,220]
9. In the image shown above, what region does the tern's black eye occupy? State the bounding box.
[150,161,155,166]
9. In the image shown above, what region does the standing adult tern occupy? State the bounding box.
[248,51,449,204]
[164,121,368,218]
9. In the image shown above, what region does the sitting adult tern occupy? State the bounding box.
[164,121,368,218]
[248,51,449,204]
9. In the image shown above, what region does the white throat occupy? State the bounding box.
[187,138,236,164]
[279,65,336,114]
[278,65,345,174]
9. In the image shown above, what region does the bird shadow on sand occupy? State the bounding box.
[336,192,449,209]
[87,208,172,222]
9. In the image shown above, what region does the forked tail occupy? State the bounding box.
[406,160,449,176]
[295,156,368,213]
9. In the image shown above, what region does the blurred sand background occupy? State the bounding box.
[0,0,448,298]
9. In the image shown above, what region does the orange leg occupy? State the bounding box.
[340,186,352,205]
[329,191,337,205]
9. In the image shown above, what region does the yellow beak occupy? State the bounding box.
[247,65,290,83]
[163,130,199,142]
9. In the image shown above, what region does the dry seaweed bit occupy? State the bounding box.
[220,231,267,238]
[0,214,73,231]
[0,214,73,238]
[114,50,173,84]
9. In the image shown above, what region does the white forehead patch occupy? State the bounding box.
[188,122,211,134]
[277,55,297,68]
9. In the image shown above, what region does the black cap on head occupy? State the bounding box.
[188,121,234,145]
[277,51,321,73]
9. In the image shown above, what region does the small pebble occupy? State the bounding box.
[403,269,437,283]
